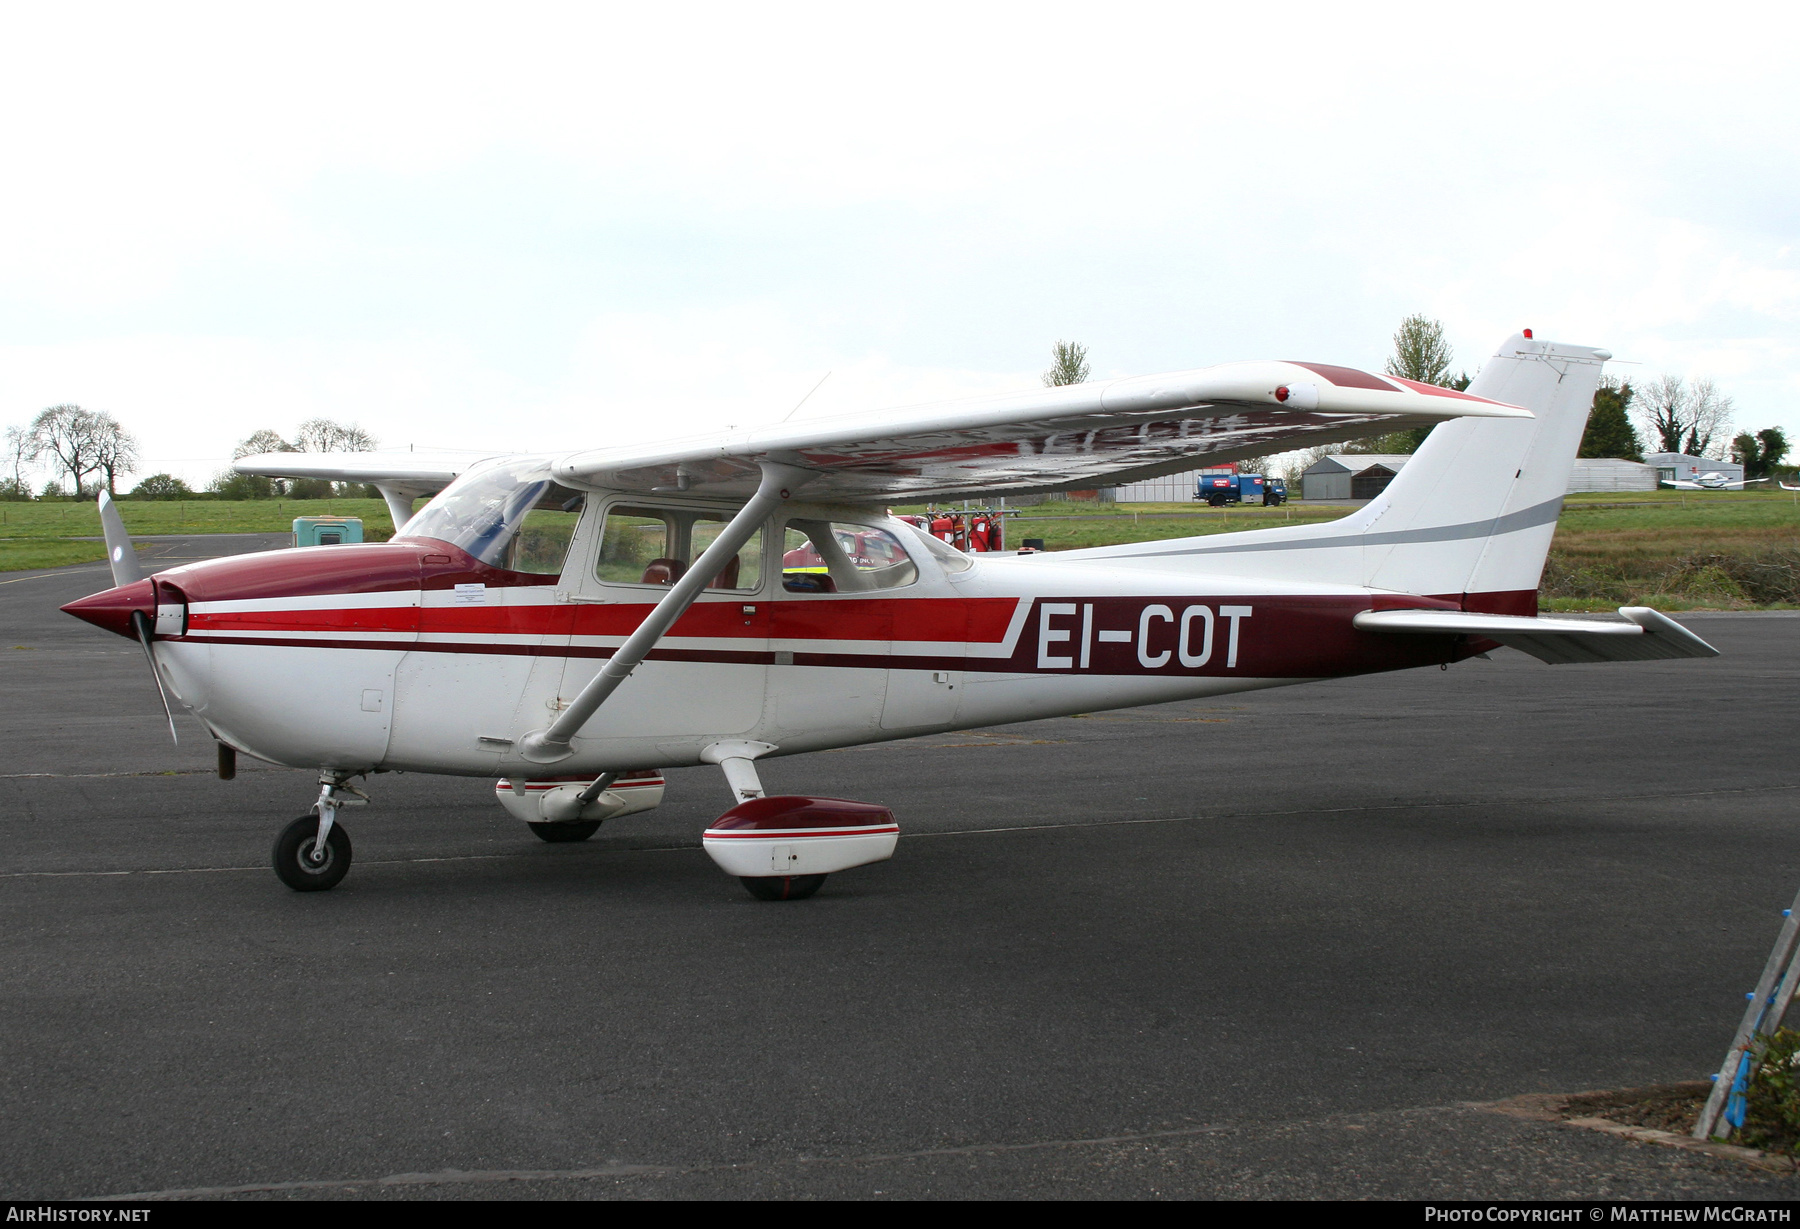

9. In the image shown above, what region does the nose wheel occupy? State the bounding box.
[272,813,352,891]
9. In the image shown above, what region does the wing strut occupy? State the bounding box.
[374,485,417,535]
[517,460,816,764]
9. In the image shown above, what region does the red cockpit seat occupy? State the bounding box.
[642,558,688,585]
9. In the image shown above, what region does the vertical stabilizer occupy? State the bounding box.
[1065,333,1610,612]
[1358,334,1607,611]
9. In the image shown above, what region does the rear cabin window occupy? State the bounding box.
[596,505,763,591]
[781,521,919,593]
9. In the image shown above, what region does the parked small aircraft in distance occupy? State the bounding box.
[64,332,1719,900]
[1661,472,1761,491]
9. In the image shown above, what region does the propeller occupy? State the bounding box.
[129,608,179,744]
[97,491,178,744]
[97,490,144,588]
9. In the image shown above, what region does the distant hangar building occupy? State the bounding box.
[1568,458,1659,492]
[1299,455,1414,500]
[1644,452,1744,487]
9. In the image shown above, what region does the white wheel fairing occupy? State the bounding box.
[702,827,898,877]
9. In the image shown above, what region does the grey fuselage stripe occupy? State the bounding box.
[1106,496,1566,559]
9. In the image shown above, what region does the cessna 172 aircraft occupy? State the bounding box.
[63,331,1718,900]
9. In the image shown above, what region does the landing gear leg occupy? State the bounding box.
[271,771,367,892]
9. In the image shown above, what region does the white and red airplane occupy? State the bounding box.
[1661,472,1760,491]
[64,332,1718,899]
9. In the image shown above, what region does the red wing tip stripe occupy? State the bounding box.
[704,825,900,838]
[1380,375,1510,406]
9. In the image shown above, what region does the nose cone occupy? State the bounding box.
[62,578,155,639]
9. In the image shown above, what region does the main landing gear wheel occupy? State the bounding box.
[528,820,602,843]
[273,814,352,892]
[739,874,827,901]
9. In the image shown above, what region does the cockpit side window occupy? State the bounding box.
[595,504,763,591]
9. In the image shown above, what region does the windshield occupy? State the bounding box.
[400,460,583,575]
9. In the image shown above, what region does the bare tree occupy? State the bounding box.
[90,413,139,495]
[4,425,35,490]
[232,428,296,461]
[1042,341,1091,388]
[1635,375,1735,457]
[1635,375,1688,453]
[29,404,103,495]
[1685,378,1734,457]
[293,418,377,453]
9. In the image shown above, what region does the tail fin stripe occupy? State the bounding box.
[1107,495,1565,559]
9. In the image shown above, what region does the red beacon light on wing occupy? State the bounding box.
[1272,382,1319,409]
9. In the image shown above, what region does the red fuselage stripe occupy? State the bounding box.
[187,595,1022,643]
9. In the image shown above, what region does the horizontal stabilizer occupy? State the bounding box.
[1352,606,1719,665]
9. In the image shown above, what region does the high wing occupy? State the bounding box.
[232,448,511,499]
[1353,606,1718,664]
[546,360,1531,503]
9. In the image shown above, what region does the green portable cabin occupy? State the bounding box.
[293,516,363,547]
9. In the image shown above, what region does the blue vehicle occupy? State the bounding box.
[1195,473,1287,507]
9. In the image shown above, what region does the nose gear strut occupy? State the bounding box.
[310,772,369,864]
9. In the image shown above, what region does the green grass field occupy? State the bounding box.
[10,489,1799,611]
[0,498,397,572]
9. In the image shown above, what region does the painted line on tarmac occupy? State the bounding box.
[903,781,1800,841]
[0,565,109,585]
[94,1105,1482,1200]
[89,1163,672,1200]
[9,781,1800,881]
[0,849,693,879]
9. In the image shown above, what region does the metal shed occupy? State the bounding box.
[1111,466,1239,502]
[1567,459,1657,493]
[1300,454,1414,500]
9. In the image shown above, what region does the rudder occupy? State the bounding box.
[1360,333,1609,612]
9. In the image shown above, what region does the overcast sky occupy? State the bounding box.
[2,3,1795,486]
